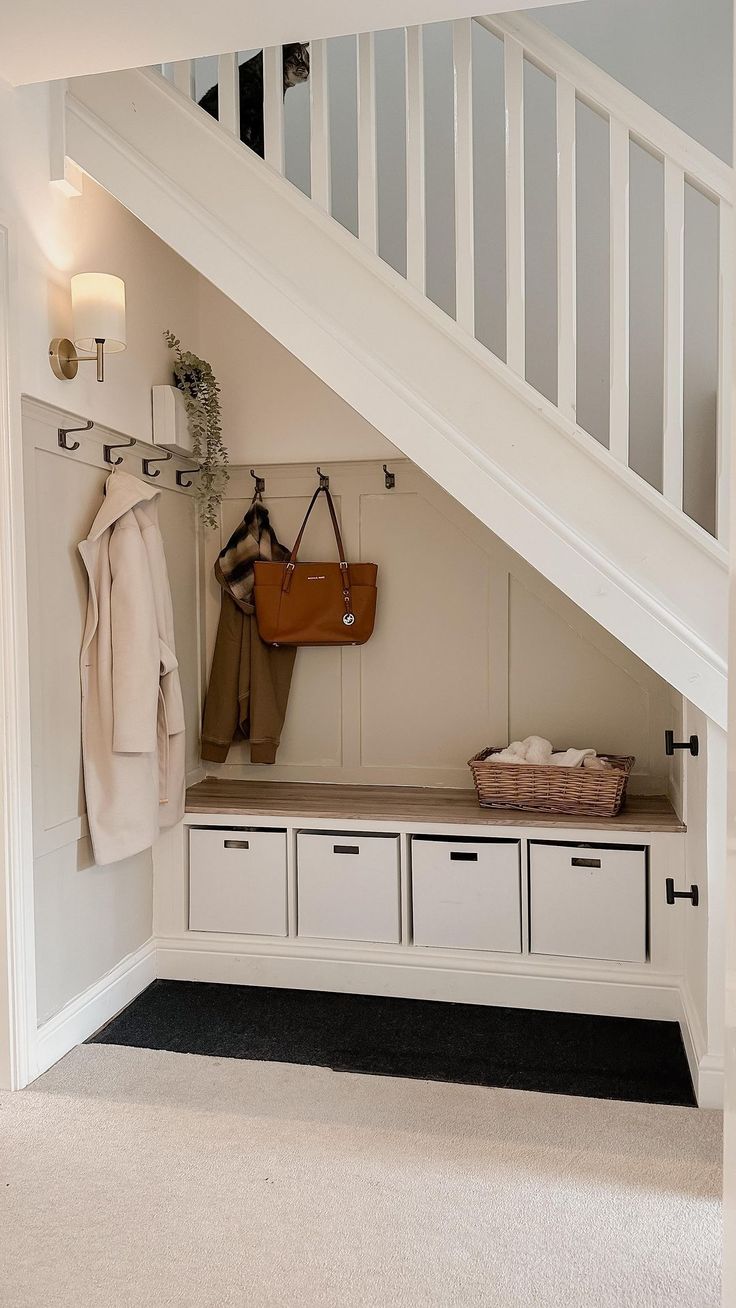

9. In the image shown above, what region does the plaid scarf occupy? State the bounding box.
[215,498,291,615]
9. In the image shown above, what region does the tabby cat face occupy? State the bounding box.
[283,43,310,87]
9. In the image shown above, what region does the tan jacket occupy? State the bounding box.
[201,499,295,764]
[79,470,186,866]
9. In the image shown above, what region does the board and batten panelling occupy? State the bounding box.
[204,461,673,793]
[22,398,200,1024]
[359,491,499,771]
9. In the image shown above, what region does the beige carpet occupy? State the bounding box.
[0,1045,722,1307]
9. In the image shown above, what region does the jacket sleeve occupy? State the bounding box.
[201,591,245,763]
[109,521,161,753]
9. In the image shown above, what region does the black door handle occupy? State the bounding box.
[666,877,699,906]
[450,851,478,861]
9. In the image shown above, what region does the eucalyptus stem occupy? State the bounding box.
[164,330,229,528]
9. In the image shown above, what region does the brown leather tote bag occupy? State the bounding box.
[253,486,378,646]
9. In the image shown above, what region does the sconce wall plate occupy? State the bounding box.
[49,337,79,381]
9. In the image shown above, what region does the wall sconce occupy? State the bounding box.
[49,272,127,382]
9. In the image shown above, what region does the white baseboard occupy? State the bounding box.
[678,982,724,1110]
[33,939,157,1081]
[30,934,722,1110]
[154,934,683,1024]
[158,936,725,1106]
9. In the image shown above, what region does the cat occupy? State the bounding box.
[199,44,310,159]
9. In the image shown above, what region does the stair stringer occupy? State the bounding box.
[65,68,728,725]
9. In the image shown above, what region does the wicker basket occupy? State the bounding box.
[468,747,635,818]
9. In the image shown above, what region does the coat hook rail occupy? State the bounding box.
[58,419,94,451]
[176,464,202,489]
[250,468,266,496]
[103,435,136,465]
[383,464,396,490]
[317,466,330,490]
[142,450,173,479]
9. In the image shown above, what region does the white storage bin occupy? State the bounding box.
[411,837,521,953]
[529,842,647,963]
[189,827,287,936]
[297,831,400,943]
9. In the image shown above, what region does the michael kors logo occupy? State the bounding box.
[307,575,326,581]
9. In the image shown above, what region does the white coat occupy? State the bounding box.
[79,469,186,866]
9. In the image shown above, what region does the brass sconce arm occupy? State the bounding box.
[49,337,107,383]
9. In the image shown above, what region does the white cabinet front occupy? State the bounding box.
[529,842,647,963]
[411,837,521,953]
[189,828,288,936]
[297,832,401,943]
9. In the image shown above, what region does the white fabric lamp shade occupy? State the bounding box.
[71,273,127,353]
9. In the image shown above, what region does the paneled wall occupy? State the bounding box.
[204,461,675,794]
[23,399,200,1024]
[22,409,679,1026]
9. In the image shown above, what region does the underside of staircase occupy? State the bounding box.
[63,25,730,723]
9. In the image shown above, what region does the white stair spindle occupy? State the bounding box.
[171,60,195,99]
[453,19,475,333]
[263,46,285,173]
[217,53,240,137]
[608,117,630,465]
[310,38,331,211]
[716,198,734,543]
[357,33,378,252]
[504,35,525,375]
[405,25,426,294]
[556,75,577,421]
[662,158,685,507]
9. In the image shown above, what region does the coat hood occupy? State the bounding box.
[83,469,160,542]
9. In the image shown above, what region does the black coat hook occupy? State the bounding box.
[142,450,173,478]
[58,419,94,451]
[250,468,266,496]
[383,464,395,489]
[176,464,201,488]
[103,435,136,465]
[317,466,329,490]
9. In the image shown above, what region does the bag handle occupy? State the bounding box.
[286,485,347,568]
[282,487,355,624]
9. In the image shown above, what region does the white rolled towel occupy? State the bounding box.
[494,740,531,763]
[494,736,601,768]
[550,747,596,768]
[525,736,554,765]
[494,736,553,764]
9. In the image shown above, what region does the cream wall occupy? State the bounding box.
[197,278,397,465]
[23,399,200,1025]
[0,79,202,438]
[0,77,204,1028]
[203,461,675,795]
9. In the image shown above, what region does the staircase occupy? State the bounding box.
[62,14,733,724]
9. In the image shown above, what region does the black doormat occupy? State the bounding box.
[89,980,696,1106]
